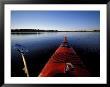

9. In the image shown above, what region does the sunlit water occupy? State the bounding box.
[11,32,100,77]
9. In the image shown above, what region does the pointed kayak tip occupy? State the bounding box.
[64,36,68,43]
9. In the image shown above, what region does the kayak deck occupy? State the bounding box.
[38,36,90,77]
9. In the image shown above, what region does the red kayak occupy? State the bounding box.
[38,36,90,77]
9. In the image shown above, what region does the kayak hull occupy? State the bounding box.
[39,37,90,77]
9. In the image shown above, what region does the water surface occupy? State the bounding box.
[11,32,100,77]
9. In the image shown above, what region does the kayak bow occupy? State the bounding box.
[39,36,90,77]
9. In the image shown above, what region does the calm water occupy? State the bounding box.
[11,32,100,77]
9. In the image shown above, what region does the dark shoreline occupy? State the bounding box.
[11,31,100,34]
[11,29,100,34]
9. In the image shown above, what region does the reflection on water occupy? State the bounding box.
[11,32,100,77]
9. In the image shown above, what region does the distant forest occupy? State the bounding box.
[11,29,58,32]
[11,29,100,33]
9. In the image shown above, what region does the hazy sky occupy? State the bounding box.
[11,11,100,31]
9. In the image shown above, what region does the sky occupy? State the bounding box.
[11,11,100,31]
